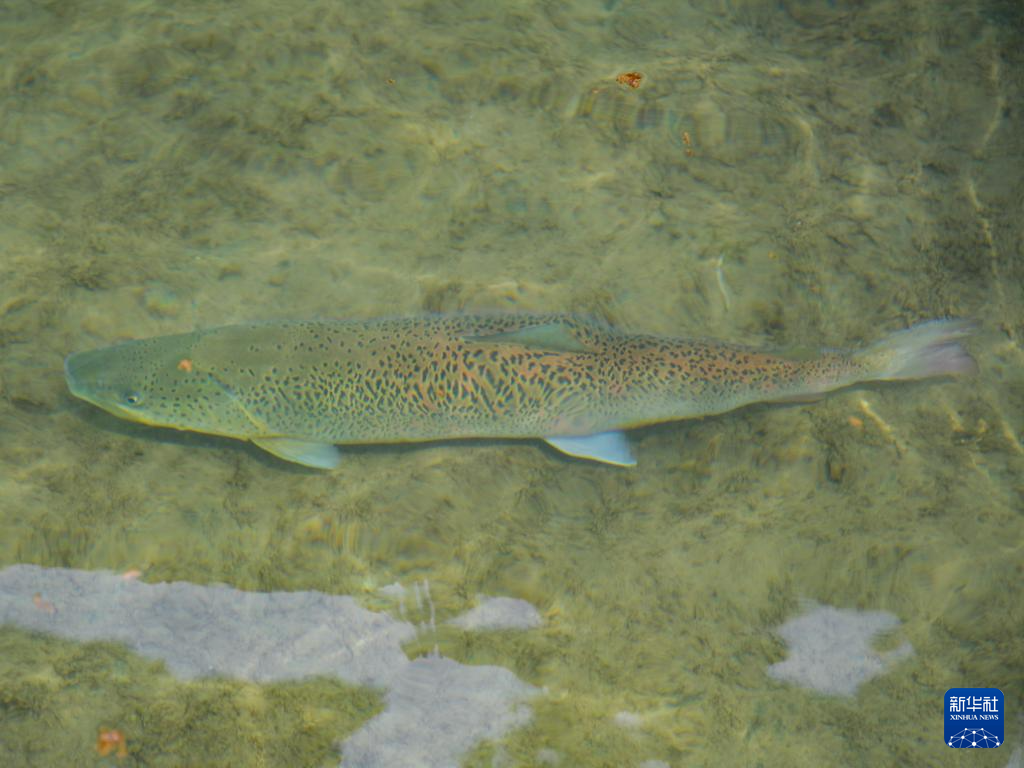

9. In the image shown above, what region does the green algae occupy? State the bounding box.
[0,628,380,767]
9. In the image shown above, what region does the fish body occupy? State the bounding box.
[64,314,976,468]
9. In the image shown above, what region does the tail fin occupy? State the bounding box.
[855,320,978,381]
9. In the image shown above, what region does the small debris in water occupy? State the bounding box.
[96,728,128,758]
[32,592,56,614]
[615,71,643,89]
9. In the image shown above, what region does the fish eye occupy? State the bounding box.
[122,392,142,406]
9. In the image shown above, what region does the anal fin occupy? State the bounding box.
[252,438,341,469]
[544,431,636,467]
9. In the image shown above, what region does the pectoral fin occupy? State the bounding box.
[544,431,636,467]
[252,438,342,469]
[466,323,590,353]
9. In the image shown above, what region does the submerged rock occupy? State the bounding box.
[0,565,537,767]
[767,603,913,697]
[449,595,543,631]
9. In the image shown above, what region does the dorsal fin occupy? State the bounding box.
[464,322,590,353]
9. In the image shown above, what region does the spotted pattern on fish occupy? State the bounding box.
[184,315,835,440]
[64,313,976,465]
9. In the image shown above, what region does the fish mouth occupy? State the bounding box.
[64,351,93,403]
[64,350,127,417]
[63,349,169,428]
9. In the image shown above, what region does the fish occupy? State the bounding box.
[63,314,977,469]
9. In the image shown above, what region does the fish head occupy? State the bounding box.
[64,331,257,437]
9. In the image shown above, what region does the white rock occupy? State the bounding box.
[449,595,542,631]
[767,603,913,697]
[0,565,537,768]
[613,710,644,728]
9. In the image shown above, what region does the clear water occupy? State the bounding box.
[0,0,1021,765]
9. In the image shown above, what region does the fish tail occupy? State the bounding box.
[854,319,978,381]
